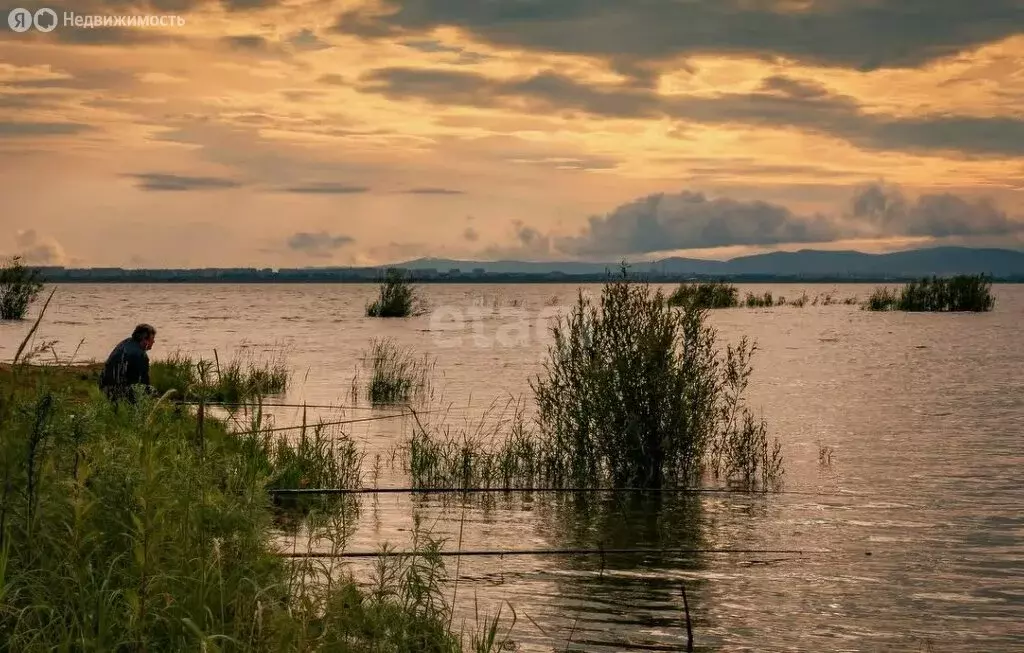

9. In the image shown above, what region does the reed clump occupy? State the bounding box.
[744,292,775,308]
[399,269,783,492]
[366,268,423,317]
[0,256,44,320]
[667,281,739,309]
[360,338,435,405]
[865,275,995,312]
[149,349,289,403]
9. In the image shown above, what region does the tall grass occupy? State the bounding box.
[0,355,508,651]
[0,256,44,320]
[149,349,289,403]
[359,338,435,405]
[367,268,423,317]
[667,281,739,309]
[398,269,783,492]
[865,275,995,312]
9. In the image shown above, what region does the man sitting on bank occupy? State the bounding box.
[100,323,157,403]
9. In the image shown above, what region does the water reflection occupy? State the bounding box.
[525,493,708,652]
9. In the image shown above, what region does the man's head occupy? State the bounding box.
[132,323,157,351]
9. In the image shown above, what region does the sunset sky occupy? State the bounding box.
[2,0,1024,268]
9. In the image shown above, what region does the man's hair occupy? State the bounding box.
[132,323,157,342]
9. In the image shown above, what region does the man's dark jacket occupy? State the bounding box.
[100,337,151,401]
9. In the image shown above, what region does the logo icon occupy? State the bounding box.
[34,8,57,32]
[7,7,32,32]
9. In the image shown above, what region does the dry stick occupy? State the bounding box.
[682,583,694,653]
[12,287,57,367]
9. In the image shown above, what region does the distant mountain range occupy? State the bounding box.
[30,246,1024,282]
[399,247,1024,279]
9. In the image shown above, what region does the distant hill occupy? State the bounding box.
[28,246,1024,283]
[399,247,1024,279]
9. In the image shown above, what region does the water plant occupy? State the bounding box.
[0,256,44,320]
[367,267,423,317]
[360,337,435,405]
[149,349,289,403]
[744,292,774,308]
[667,281,739,309]
[398,268,783,492]
[865,274,995,312]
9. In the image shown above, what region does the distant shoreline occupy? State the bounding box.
[34,276,1024,284]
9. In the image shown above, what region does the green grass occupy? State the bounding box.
[865,275,995,312]
[0,355,512,652]
[367,268,422,318]
[357,338,435,406]
[667,281,739,309]
[149,349,289,403]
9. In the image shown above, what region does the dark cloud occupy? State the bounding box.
[516,222,550,250]
[849,183,1023,238]
[404,187,464,195]
[53,0,275,12]
[0,121,92,137]
[222,0,275,9]
[127,172,243,191]
[558,185,1024,256]
[223,34,268,50]
[281,183,370,194]
[462,226,479,242]
[286,231,355,257]
[477,220,556,259]
[401,38,489,64]
[288,28,331,51]
[359,68,1024,157]
[558,191,839,256]
[335,0,1024,74]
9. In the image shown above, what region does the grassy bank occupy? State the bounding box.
[0,356,508,652]
[865,274,996,312]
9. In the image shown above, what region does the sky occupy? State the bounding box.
[2,0,1024,268]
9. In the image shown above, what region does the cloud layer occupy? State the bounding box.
[558,184,1024,256]
[2,0,1023,266]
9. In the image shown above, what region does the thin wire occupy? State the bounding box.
[268,486,860,497]
[177,400,385,411]
[232,412,413,433]
[279,547,808,559]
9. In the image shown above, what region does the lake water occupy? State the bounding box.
[2,283,1022,652]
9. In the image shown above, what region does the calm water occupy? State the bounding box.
[2,283,1023,652]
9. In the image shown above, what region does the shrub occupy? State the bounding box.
[399,270,783,491]
[367,268,422,317]
[667,281,739,309]
[744,292,774,308]
[532,268,781,489]
[0,256,44,320]
[865,275,994,312]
